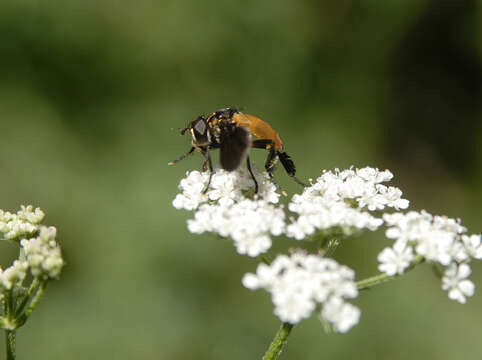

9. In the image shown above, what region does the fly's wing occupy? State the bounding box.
[220,126,251,171]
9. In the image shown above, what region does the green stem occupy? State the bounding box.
[5,330,15,360]
[25,281,47,318]
[3,288,17,359]
[15,278,40,317]
[6,290,14,319]
[2,293,8,318]
[318,236,330,250]
[16,281,47,327]
[430,262,444,279]
[261,254,272,265]
[356,255,425,290]
[323,238,340,257]
[262,323,294,360]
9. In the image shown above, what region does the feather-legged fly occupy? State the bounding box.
[169,107,306,193]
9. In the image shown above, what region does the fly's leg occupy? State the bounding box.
[246,155,259,194]
[168,147,195,165]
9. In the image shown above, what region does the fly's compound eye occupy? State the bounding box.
[193,117,207,135]
[190,116,210,145]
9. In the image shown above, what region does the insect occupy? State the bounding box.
[168,107,306,193]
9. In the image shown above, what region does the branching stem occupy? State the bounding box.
[15,278,40,317]
[356,255,425,290]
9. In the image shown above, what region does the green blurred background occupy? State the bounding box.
[0,0,481,359]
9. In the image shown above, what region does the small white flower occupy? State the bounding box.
[207,170,241,206]
[242,273,261,289]
[172,171,209,210]
[442,264,475,304]
[234,234,272,257]
[286,216,315,240]
[378,241,414,275]
[461,234,482,260]
[415,230,455,266]
[257,179,281,204]
[383,187,410,210]
[357,185,387,211]
[356,167,392,183]
[273,291,316,324]
[321,297,361,333]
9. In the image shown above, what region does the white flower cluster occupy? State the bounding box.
[0,205,45,240]
[287,167,409,240]
[243,252,360,332]
[173,167,411,255]
[21,226,64,279]
[0,206,64,287]
[0,260,29,291]
[188,199,284,256]
[378,211,482,303]
[173,167,283,257]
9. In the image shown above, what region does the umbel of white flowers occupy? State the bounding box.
[0,205,64,290]
[243,251,360,332]
[379,211,481,304]
[173,166,481,332]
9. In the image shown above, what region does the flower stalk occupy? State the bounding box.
[5,330,15,360]
[16,280,48,327]
[14,278,40,317]
[356,255,425,290]
[262,323,294,360]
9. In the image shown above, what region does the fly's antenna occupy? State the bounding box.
[170,127,188,135]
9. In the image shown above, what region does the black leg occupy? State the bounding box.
[264,147,278,175]
[251,139,307,189]
[264,148,290,195]
[278,152,308,187]
[202,148,214,194]
[203,143,220,171]
[246,155,259,194]
[208,143,221,150]
[252,139,274,149]
[252,139,285,193]
[168,147,195,165]
[251,139,277,175]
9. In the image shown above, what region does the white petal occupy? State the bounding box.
[458,280,475,297]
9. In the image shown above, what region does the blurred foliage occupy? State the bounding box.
[0,0,481,359]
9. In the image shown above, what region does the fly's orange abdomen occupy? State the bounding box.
[232,113,283,151]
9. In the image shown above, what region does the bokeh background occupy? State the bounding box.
[0,0,481,359]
